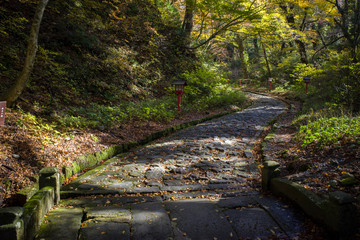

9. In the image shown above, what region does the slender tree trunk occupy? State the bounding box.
[182,0,195,45]
[236,36,249,79]
[279,3,308,64]
[252,38,260,63]
[352,44,358,63]
[262,41,271,77]
[1,0,49,106]
[295,39,308,64]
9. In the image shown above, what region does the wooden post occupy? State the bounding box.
[0,101,6,126]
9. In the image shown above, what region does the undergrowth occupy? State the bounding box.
[295,109,360,148]
[12,65,247,130]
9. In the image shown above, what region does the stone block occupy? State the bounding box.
[22,187,55,240]
[323,191,357,237]
[0,207,24,240]
[15,182,39,206]
[23,198,41,240]
[36,207,83,240]
[72,161,81,174]
[270,178,324,220]
[79,154,97,169]
[270,178,358,238]
[95,151,107,162]
[127,141,138,149]
[39,167,60,204]
[62,165,73,180]
[261,161,280,191]
[37,187,55,216]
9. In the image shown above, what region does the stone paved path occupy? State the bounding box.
[36,93,307,240]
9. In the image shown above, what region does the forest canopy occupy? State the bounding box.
[0,0,359,113]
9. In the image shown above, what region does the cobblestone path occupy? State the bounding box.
[36,93,307,240]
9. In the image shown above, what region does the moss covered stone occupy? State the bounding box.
[72,161,81,174]
[62,165,73,180]
[39,167,57,177]
[340,177,358,186]
[0,207,23,225]
[36,207,83,240]
[15,182,39,206]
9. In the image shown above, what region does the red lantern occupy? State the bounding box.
[268,78,273,91]
[303,76,311,94]
[172,81,187,113]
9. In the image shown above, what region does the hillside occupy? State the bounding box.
[0,0,248,206]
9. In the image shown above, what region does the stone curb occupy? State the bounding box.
[0,168,59,240]
[260,96,358,239]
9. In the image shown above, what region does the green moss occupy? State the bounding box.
[340,177,358,186]
[62,165,73,179]
[72,161,81,175]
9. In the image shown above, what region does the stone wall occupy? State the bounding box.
[261,152,358,239]
[0,167,59,240]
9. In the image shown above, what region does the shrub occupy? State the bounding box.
[181,66,228,103]
[296,110,360,147]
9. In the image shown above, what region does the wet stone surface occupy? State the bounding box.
[36,93,307,240]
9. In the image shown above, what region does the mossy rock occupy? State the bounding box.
[72,161,81,175]
[340,177,358,186]
[62,165,73,180]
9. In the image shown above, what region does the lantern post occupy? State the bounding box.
[172,81,186,113]
[0,101,6,126]
[303,76,310,94]
[268,78,273,91]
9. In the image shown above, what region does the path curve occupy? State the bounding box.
[63,93,287,195]
[37,93,309,240]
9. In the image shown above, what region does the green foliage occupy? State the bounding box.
[127,98,177,122]
[156,0,182,27]
[296,110,360,147]
[180,66,246,111]
[0,0,195,110]
[14,106,72,144]
[53,65,245,129]
[182,66,227,102]
[61,97,178,128]
[200,87,246,110]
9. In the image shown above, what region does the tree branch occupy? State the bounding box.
[188,5,264,49]
[311,36,344,61]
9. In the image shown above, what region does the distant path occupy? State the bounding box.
[36,93,307,240]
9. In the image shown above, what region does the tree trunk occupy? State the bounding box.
[236,36,249,79]
[295,39,308,64]
[1,0,49,106]
[262,41,271,77]
[279,3,308,64]
[252,38,260,63]
[182,0,195,45]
